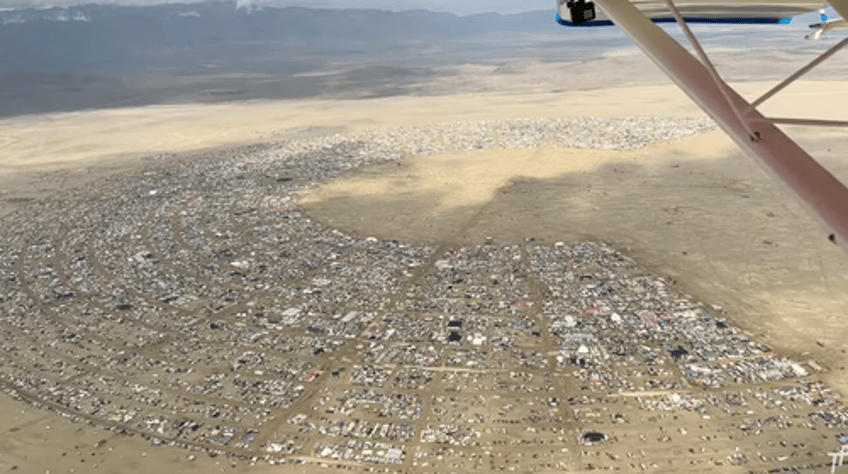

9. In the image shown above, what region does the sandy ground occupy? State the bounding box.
[1,79,847,473]
[2,78,843,219]
[299,125,848,376]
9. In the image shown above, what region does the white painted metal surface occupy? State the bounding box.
[558,0,822,22]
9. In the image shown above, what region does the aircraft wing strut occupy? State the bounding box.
[560,0,848,251]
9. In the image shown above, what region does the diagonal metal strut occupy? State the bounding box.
[753,117,848,127]
[594,0,848,251]
[662,0,760,141]
[752,36,848,108]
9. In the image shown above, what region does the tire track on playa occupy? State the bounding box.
[300,147,542,469]
[388,144,558,471]
[519,243,580,469]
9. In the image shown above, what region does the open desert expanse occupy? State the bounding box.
[1,77,848,474]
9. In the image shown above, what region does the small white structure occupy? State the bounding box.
[386,447,403,462]
[829,445,848,473]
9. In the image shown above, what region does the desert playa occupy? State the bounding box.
[1,79,848,474]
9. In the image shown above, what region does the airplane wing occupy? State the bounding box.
[557,0,848,253]
[557,0,824,25]
[806,18,848,40]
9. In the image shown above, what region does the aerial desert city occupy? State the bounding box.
[2,1,848,473]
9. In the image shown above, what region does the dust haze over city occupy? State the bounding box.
[2,1,848,473]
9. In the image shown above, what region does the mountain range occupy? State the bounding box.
[1,1,829,118]
[0,2,563,73]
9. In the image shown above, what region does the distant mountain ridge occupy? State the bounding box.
[0,2,560,72]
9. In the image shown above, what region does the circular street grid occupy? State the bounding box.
[1,118,846,472]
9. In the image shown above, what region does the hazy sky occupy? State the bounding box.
[2,0,552,15]
[1,0,834,20]
[261,0,552,14]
